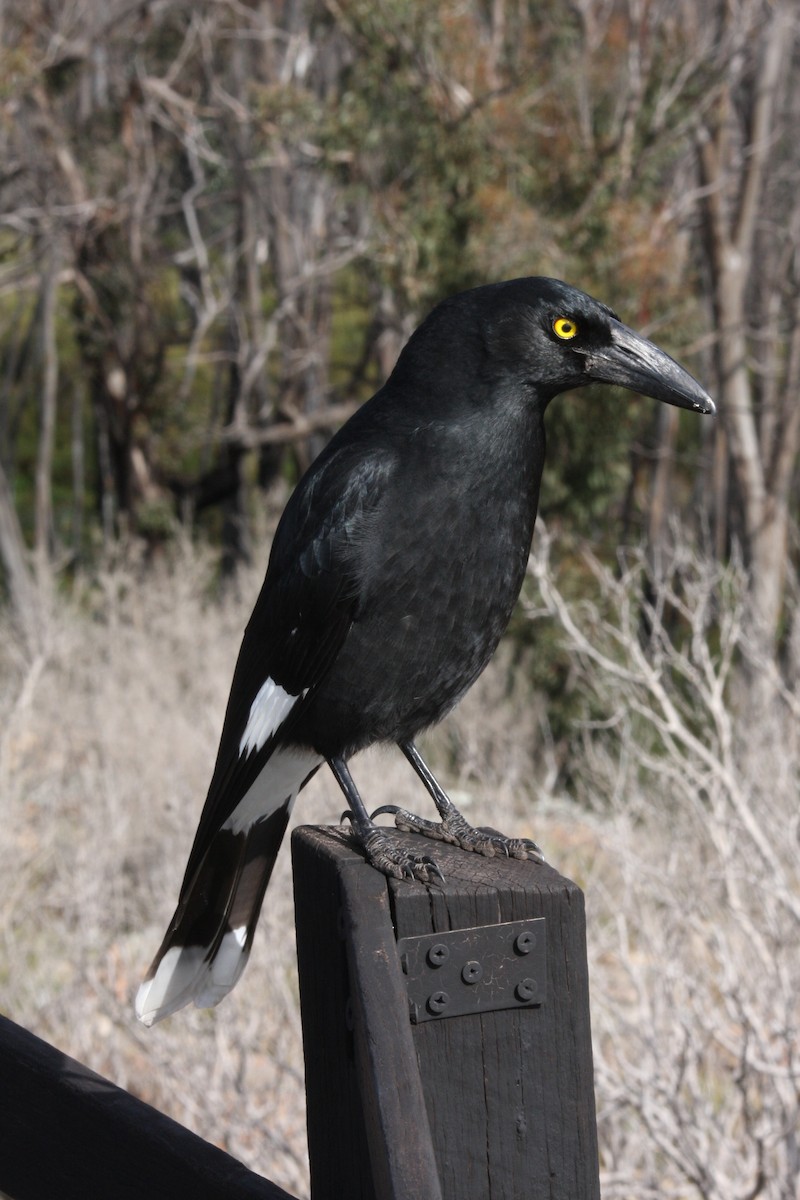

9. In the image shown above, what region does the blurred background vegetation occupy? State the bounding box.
[1,0,798,685]
[1,4,799,1198]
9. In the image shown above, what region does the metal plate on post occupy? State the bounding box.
[397,918,546,1024]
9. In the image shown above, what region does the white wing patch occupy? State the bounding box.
[222,747,321,835]
[239,677,299,758]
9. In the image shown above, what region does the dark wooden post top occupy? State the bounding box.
[292,824,600,1200]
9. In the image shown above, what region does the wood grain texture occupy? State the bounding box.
[292,827,375,1199]
[292,825,442,1200]
[292,825,600,1200]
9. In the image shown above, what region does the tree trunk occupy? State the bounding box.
[34,238,59,579]
[648,402,678,572]
[696,1,798,671]
[71,385,85,564]
[0,458,36,645]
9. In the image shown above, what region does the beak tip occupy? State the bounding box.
[592,324,717,418]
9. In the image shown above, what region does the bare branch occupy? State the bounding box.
[219,399,360,450]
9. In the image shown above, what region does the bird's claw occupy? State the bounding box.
[426,859,447,884]
[346,802,542,877]
[370,804,401,819]
[359,827,446,885]
[384,806,545,863]
[475,825,545,861]
[339,810,445,881]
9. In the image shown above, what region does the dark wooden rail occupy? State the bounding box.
[292,825,600,1200]
[1,823,599,1200]
[0,1013,296,1200]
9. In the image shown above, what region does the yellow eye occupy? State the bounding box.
[553,317,578,340]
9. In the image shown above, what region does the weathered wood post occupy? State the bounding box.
[292,825,600,1200]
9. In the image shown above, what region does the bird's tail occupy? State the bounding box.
[135,799,294,1026]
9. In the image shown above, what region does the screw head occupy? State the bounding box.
[514,931,536,955]
[427,990,450,1015]
[427,943,450,967]
[461,960,483,985]
[515,978,538,1003]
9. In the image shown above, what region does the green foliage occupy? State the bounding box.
[542,387,641,538]
[318,0,491,305]
[0,0,715,596]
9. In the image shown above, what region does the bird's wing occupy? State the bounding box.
[179,444,396,890]
[135,446,396,1024]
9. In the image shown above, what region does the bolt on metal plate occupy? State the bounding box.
[397,918,546,1023]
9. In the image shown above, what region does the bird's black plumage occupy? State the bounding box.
[136,276,714,1025]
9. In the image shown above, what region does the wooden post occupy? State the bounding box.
[292,826,600,1200]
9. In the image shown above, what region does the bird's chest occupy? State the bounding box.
[345,416,542,730]
[390,410,538,595]
[377,462,533,645]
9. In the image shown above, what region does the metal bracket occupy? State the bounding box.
[397,918,546,1024]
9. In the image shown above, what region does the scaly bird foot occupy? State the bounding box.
[340,813,446,883]
[371,804,545,863]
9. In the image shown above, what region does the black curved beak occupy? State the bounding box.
[586,320,716,415]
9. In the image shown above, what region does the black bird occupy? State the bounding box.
[136,277,714,1025]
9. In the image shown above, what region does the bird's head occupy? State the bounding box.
[478,277,715,415]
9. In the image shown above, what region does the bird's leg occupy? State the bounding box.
[372,740,544,863]
[328,756,444,883]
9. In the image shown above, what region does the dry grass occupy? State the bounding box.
[1,535,798,1199]
[0,539,557,1198]
[529,533,800,1199]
